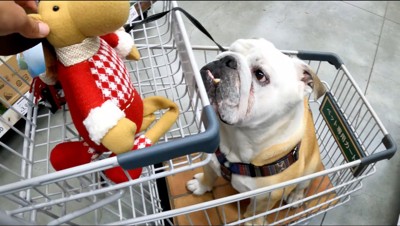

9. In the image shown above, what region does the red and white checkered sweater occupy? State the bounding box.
[55,32,145,152]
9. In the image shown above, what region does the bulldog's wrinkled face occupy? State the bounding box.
[200,38,320,128]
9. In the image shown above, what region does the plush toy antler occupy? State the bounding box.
[26,1,179,183]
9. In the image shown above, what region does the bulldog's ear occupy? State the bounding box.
[294,58,326,99]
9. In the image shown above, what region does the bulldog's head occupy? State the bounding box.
[200,38,325,127]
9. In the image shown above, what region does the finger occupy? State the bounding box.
[18,16,49,39]
[0,2,48,38]
[0,2,26,36]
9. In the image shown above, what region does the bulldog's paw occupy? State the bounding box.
[286,189,306,208]
[186,173,211,195]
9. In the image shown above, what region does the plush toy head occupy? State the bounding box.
[32,1,130,48]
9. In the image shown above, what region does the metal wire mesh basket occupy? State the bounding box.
[0,1,396,225]
[0,1,218,225]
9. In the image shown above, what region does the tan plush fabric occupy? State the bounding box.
[142,96,180,144]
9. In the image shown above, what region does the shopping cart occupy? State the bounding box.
[0,1,396,225]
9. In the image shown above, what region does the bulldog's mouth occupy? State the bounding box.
[207,70,221,85]
[204,70,221,113]
[204,69,240,125]
[200,54,245,125]
[206,70,225,123]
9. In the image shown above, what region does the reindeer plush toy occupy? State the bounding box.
[29,1,179,183]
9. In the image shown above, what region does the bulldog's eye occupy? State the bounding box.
[53,5,60,11]
[254,69,270,84]
[255,69,264,80]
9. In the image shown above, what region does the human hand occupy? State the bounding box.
[0,1,49,38]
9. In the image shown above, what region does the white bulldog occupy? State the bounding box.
[187,38,326,224]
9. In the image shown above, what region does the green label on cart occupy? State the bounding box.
[320,92,366,176]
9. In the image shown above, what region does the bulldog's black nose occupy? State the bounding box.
[220,56,237,70]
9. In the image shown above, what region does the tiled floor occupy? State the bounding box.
[177,1,400,225]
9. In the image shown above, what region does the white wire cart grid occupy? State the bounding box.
[0,1,396,225]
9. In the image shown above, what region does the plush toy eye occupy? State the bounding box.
[254,69,270,85]
[53,5,59,12]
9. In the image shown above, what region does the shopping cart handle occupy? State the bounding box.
[117,105,220,170]
[297,50,344,70]
[362,134,397,165]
